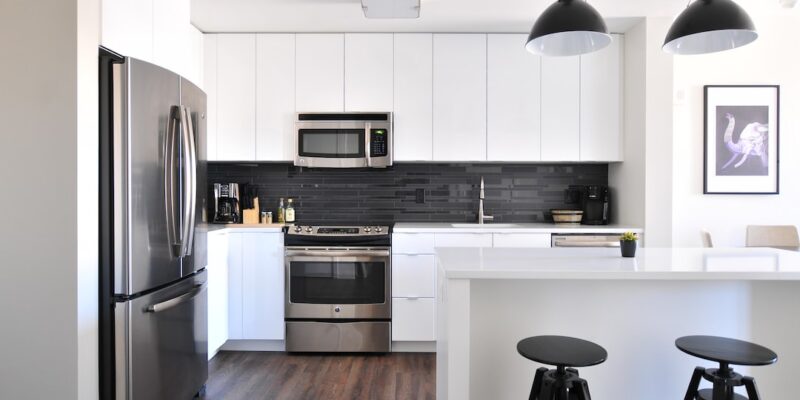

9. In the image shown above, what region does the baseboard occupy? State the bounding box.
[391,341,436,353]
[220,340,286,352]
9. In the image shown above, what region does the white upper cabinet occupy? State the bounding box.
[541,55,580,161]
[101,0,153,61]
[203,35,218,160]
[433,34,487,162]
[344,34,394,112]
[216,34,257,161]
[580,35,623,162]
[393,34,433,162]
[152,0,191,78]
[296,34,345,112]
[256,34,296,162]
[487,34,542,162]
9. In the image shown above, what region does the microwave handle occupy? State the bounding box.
[364,122,371,168]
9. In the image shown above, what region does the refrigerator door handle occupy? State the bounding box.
[179,105,198,257]
[165,106,182,257]
[145,283,206,313]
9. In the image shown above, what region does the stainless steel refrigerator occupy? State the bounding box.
[99,48,208,400]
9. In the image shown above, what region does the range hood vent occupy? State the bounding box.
[361,0,420,19]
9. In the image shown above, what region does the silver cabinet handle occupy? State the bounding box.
[165,106,181,257]
[146,283,206,313]
[179,105,198,257]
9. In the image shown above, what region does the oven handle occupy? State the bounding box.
[285,250,391,258]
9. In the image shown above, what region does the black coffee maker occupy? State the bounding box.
[580,185,610,225]
[212,183,241,224]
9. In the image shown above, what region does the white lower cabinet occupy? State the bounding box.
[393,255,435,298]
[207,232,229,359]
[492,233,551,248]
[435,233,493,248]
[392,298,436,342]
[225,232,285,342]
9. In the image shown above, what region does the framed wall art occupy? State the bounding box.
[704,85,780,194]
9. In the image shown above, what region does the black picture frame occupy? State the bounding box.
[703,85,780,195]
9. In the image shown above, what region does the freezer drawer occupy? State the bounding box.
[115,270,208,400]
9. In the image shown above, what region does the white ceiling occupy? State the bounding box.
[191,0,797,33]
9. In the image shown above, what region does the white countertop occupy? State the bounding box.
[435,247,800,280]
[208,224,285,233]
[394,222,642,234]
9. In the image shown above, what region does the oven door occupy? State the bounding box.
[285,247,391,319]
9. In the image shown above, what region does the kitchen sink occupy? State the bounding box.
[450,223,521,228]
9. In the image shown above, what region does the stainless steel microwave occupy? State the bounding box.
[295,112,392,168]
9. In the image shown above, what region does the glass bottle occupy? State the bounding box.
[277,198,285,224]
[285,198,296,223]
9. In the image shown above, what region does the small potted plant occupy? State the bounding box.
[620,232,638,258]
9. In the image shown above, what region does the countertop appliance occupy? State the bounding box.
[212,183,240,224]
[581,185,610,225]
[284,225,392,352]
[295,112,392,168]
[99,48,208,400]
[551,234,621,248]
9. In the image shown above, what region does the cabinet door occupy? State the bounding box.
[152,0,191,78]
[101,0,153,61]
[345,34,394,112]
[392,255,435,298]
[242,233,285,340]
[296,34,345,112]
[392,233,436,254]
[216,34,256,161]
[392,298,435,341]
[203,34,218,160]
[207,233,229,358]
[256,34,296,161]
[487,34,542,162]
[580,35,623,162]
[492,233,551,248]
[393,34,433,161]
[433,34,487,161]
[435,233,493,248]
[227,233,243,340]
[541,56,580,161]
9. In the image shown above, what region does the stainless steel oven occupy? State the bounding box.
[295,112,392,168]
[284,225,392,352]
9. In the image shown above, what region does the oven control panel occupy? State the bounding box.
[287,226,389,236]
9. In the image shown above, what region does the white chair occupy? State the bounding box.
[700,230,714,248]
[745,225,800,248]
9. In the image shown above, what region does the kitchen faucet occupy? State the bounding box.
[478,176,493,224]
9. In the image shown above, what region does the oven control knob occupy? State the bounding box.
[375,227,383,233]
[306,227,313,233]
[334,306,341,313]
[364,227,371,233]
[294,226,302,233]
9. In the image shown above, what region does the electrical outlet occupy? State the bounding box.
[415,188,425,204]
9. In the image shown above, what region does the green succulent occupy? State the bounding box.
[620,232,638,242]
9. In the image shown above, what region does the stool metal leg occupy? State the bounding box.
[529,367,547,400]
[539,379,555,400]
[573,377,592,400]
[743,377,761,400]
[684,367,705,400]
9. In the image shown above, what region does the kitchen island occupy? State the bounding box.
[436,247,800,400]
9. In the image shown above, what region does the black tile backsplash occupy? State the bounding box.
[208,163,607,225]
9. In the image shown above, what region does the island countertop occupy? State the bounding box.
[435,247,800,280]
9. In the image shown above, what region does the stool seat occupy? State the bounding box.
[676,336,778,366]
[517,335,607,368]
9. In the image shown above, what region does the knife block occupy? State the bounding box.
[242,198,260,225]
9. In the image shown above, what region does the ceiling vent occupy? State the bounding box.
[361,0,420,19]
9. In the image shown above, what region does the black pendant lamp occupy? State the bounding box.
[526,0,611,57]
[663,0,758,55]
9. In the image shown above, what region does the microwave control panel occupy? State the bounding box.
[370,129,389,157]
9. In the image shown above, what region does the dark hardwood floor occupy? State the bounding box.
[202,351,436,400]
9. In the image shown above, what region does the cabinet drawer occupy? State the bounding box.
[435,233,493,248]
[492,233,551,248]
[392,298,435,342]
[393,233,436,254]
[392,255,435,298]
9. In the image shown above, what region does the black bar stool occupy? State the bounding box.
[517,335,607,400]
[676,335,778,400]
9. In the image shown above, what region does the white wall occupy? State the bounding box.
[672,14,800,247]
[609,17,674,246]
[0,0,99,399]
